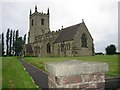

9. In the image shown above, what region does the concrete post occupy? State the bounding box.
[45,60,108,89]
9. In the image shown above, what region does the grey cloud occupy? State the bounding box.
[1,0,118,52]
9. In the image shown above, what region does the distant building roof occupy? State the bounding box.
[54,23,81,43]
[25,44,33,53]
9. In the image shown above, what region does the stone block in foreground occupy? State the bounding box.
[45,60,108,89]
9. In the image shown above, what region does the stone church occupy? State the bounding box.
[24,6,94,57]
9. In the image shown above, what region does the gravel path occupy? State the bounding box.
[19,59,48,89]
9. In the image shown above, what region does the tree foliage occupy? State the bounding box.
[0,34,2,56]
[6,29,10,56]
[12,30,15,55]
[3,28,26,56]
[14,37,24,56]
[15,30,19,55]
[2,33,5,56]
[9,30,12,55]
[23,34,26,45]
[16,30,19,41]
[105,44,116,55]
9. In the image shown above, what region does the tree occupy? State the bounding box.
[2,33,4,56]
[15,30,19,55]
[23,34,26,45]
[6,28,10,56]
[0,34,2,56]
[12,30,15,55]
[105,44,116,55]
[9,30,12,55]
[16,30,19,41]
[14,37,23,56]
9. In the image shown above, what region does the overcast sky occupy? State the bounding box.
[0,0,119,53]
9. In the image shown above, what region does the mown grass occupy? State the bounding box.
[24,55,119,78]
[0,57,2,89]
[2,57,37,88]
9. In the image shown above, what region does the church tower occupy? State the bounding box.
[28,5,50,43]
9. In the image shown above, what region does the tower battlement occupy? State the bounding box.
[28,5,50,43]
[30,5,49,16]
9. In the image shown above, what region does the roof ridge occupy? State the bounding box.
[62,23,81,30]
[54,23,81,43]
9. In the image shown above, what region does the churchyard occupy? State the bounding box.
[24,55,119,78]
[2,55,119,88]
[2,57,37,88]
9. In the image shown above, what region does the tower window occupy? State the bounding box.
[81,33,87,47]
[32,19,34,26]
[41,18,44,25]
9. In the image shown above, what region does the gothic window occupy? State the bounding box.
[66,43,70,50]
[61,43,64,52]
[41,18,44,25]
[58,45,60,55]
[47,43,51,53]
[81,33,87,47]
[65,43,68,50]
[32,19,34,26]
[68,43,70,50]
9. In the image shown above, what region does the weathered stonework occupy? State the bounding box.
[45,60,108,89]
[24,6,95,57]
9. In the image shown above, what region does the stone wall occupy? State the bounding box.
[29,11,50,43]
[73,22,94,56]
[45,60,108,89]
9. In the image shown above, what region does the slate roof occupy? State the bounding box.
[54,23,81,43]
[25,44,33,53]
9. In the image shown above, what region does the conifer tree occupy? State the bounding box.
[23,34,26,45]
[14,37,23,56]
[12,30,15,55]
[9,30,12,55]
[2,33,5,56]
[16,30,19,41]
[15,30,19,55]
[6,28,10,56]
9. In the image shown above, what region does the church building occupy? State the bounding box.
[24,6,95,57]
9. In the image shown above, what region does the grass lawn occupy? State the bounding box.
[24,55,119,78]
[2,57,37,88]
[0,57,2,89]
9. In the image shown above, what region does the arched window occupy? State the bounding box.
[47,43,51,53]
[41,18,44,25]
[61,43,64,52]
[81,33,87,47]
[32,19,34,26]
